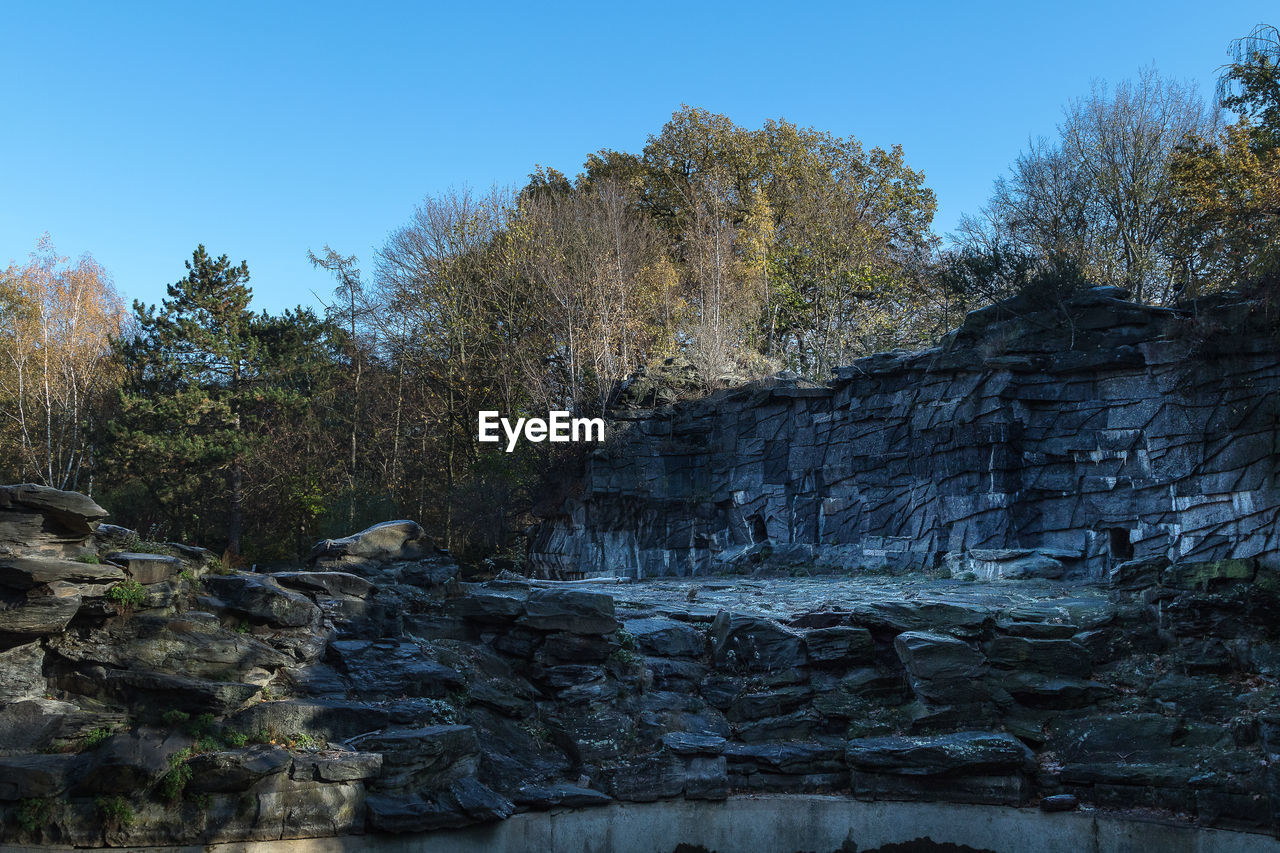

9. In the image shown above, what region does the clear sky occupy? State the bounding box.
[2,1,1275,314]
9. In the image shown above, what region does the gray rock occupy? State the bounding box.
[291,749,383,782]
[846,731,1035,776]
[514,783,612,808]
[894,631,985,681]
[310,520,434,565]
[0,753,86,799]
[228,699,393,743]
[74,729,194,794]
[201,573,321,627]
[624,617,706,657]
[54,667,260,715]
[351,725,480,792]
[107,552,182,585]
[329,640,465,697]
[456,589,527,623]
[0,555,125,589]
[985,636,1091,677]
[519,588,618,634]
[0,640,46,702]
[1041,793,1079,811]
[803,626,874,664]
[186,744,294,793]
[399,560,459,588]
[0,484,107,552]
[271,571,375,599]
[711,612,806,672]
[0,581,81,636]
[661,731,727,755]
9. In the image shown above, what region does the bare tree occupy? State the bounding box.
[0,235,127,491]
[957,68,1218,304]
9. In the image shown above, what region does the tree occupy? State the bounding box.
[106,246,333,557]
[958,69,1217,304]
[1170,24,1280,293]
[0,236,126,491]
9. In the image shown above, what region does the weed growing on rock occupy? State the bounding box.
[158,750,193,803]
[82,727,114,749]
[75,553,101,564]
[94,795,134,830]
[160,709,190,729]
[107,579,146,611]
[16,797,52,837]
[120,530,172,555]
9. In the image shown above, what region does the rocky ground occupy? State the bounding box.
[1,484,1279,847]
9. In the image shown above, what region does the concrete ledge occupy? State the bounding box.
[7,796,1279,853]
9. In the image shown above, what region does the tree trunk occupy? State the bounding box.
[227,460,243,558]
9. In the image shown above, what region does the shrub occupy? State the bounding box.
[75,554,101,564]
[158,750,193,803]
[16,797,52,836]
[222,730,249,748]
[107,579,147,611]
[160,709,190,728]
[94,795,134,830]
[83,727,114,749]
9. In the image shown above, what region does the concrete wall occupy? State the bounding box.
[10,796,1279,853]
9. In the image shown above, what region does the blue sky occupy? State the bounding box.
[2,1,1275,314]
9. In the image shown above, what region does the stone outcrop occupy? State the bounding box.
[529,288,1280,580]
[1,487,1279,846]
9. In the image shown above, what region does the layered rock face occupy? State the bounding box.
[2,489,1280,845]
[530,288,1280,580]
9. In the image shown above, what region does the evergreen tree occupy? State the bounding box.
[106,246,333,557]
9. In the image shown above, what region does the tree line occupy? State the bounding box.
[1,25,1276,563]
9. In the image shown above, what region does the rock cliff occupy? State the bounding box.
[2,486,1280,846]
[530,288,1280,581]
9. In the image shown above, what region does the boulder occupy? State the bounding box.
[894,631,984,681]
[514,783,612,808]
[107,552,182,585]
[399,560,459,588]
[661,732,727,755]
[625,617,707,657]
[711,612,806,672]
[519,588,618,635]
[0,484,107,552]
[0,753,87,800]
[0,555,125,589]
[186,744,294,793]
[228,699,393,743]
[985,636,1091,677]
[351,725,480,792]
[291,749,383,782]
[201,573,321,628]
[803,626,874,664]
[0,581,81,637]
[0,640,46,702]
[846,731,1035,776]
[53,667,260,716]
[271,571,374,599]
[310,520,434,566]
[945,548,1070,580]
[47,614,292,679]
[74,728,193,794]
[329,640,465,697]
[366,778,513,832]
[454,589,527,623]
